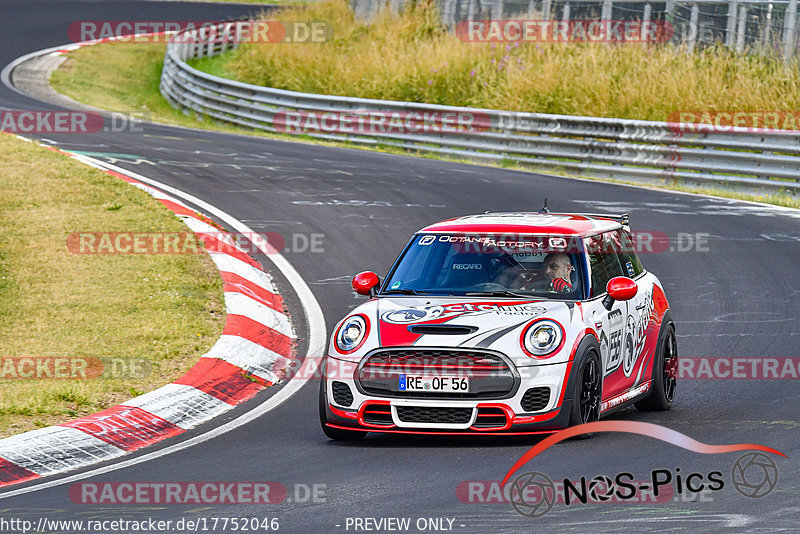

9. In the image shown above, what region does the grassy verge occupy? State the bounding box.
[49,4,799,209]
[50,41,294,137]
[0,134,224,438]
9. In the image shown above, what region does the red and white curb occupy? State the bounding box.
[0,137,296,487]
[1,32,169,98]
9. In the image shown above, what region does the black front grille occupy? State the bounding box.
[521,387,551,412]
[331,381,353,407]
[362,403,392,426]
[358,349,517,399]
[395,406,473,425]
[473,407,508,429]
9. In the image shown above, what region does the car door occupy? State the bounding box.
[616,229,655,392]
[585,231,632,401]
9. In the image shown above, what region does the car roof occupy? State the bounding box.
[418,212,623,237]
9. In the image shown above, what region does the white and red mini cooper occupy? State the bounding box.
[320,212,677,440]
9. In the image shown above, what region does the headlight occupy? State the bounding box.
[335,315,369,353]
[522,319,564,358]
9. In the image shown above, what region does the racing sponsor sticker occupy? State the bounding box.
[380,303,546,324]
[381,306,445,324]
[603,309,624,375]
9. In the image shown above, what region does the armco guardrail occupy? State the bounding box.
[160,22,800,194]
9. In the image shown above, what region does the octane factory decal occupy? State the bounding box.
[426,235,569,252]
[433,235,546,248]
[380,303,547,324]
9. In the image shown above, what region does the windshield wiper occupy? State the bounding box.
[381,288,425,295]
[465,290,531,298]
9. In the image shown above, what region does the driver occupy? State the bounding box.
[541,253,573,293]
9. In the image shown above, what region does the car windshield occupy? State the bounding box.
[382,234,583,298]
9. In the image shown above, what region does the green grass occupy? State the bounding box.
[184,0,310,4]
[51,41,293,136]
[0,134,224,438]
[206,0,800,121]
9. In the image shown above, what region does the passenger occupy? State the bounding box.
[494,263,525,289]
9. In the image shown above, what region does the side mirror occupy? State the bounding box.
[352,271,380,297]
[602,276,638,311]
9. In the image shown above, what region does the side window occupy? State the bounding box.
[618,229,644,278]
[587,232,625,297]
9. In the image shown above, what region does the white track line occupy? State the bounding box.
[0,156,326,500]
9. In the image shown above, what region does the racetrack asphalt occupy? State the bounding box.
[0,1,798,532]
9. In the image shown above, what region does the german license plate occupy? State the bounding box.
[398,374,469,392]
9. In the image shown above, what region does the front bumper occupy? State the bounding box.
[323,353,574,434]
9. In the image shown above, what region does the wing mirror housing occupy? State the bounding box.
[352,271,380,297]
[602,276,638,310]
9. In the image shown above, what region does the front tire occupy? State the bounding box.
[567,350,602,439]
[319,377,367,441]
[635,325,677,412]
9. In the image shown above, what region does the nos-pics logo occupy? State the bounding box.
[501,422,783,519]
